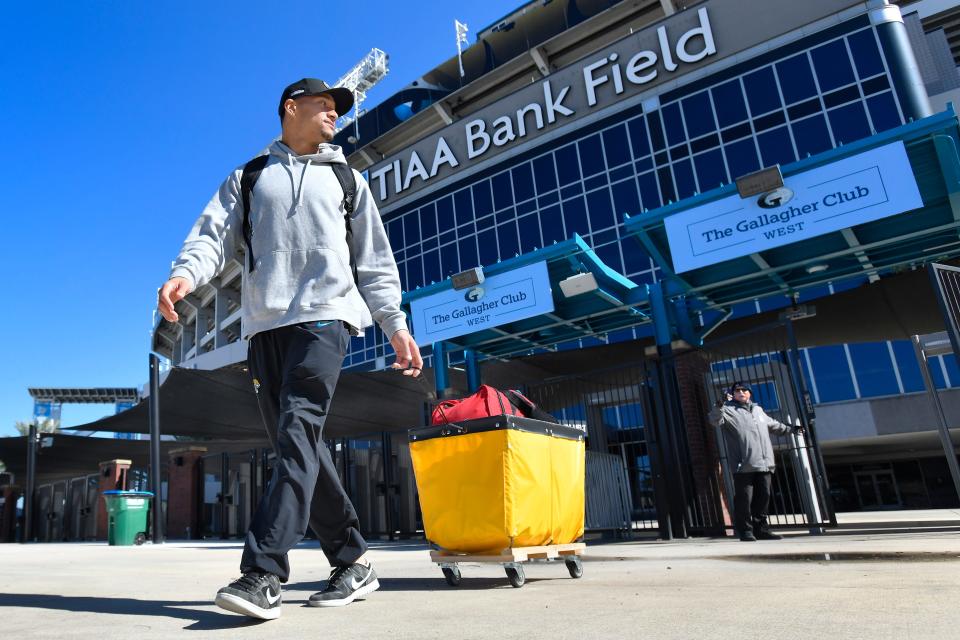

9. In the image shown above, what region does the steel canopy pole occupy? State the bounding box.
[911,335,960,505]
[22,421,37,543]
[148,353,164,544]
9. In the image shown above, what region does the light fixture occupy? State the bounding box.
[805,263,829,274]
[451,267,484,290]
[559,272,599,298]
[735,165,783,198]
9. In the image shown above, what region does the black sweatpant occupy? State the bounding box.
[240,321,367,582]
[733,471,773,536]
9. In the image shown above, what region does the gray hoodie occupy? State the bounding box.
[170,141,407,340]
[708,401,794,473]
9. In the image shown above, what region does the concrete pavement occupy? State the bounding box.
[2,521,959,639]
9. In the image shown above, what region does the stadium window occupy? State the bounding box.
[775,53,818,105]
[828,101,871,144]
[808,345,857,402]
[497,219,520,259]
[555,143,582,185]
[673,159,697,199]
[540,204,566,245]
[637,171,661,210]
[848,342,900,397]
[846,29,885,80]
[511,163,535,202]
[477,228,498,267]
[693,149,728,192]
[792,114,833,158]
[406,255,424,290]
[470,181,493,218]
[491,171,513,211]
[436,195,455,233]
[866,92,902,132]
[458,236,479,270]
[403,213,421,250]
[743,66,782,116]
[587,188,616,231]
[611,178,641,219]
[627,116,652,158]
[757,126,796,167]
[578,134,606,177]
[662,102,687,146]
[533,154,558,193]
[419,202,437,239]
[811,40,856,91]
[423,249,441,284]
[723,139,760,180]
[712,79,748,128]
[518,213,543,253]
[440,242,459,278]
[647,112,667,151]
[681,91,716,139]
[602,124,632,167]
[561,196,590,237]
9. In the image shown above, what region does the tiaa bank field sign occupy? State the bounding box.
[664,141,924,273]
[410,261,554,345]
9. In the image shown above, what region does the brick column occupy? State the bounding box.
[673,354,732,534]
[166,447,206,539]
[96,459,132,540]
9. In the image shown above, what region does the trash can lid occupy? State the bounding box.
[102,490,155,496]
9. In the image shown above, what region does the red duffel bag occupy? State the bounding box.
[430,384,522,425]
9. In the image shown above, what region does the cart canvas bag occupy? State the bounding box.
[409,416,585,553]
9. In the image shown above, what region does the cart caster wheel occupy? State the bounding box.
[506,565,525,588]
[565,555,582,578]
[442,566,462,587]
[134,533,146,546]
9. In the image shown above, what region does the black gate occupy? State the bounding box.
[672,321,836,535]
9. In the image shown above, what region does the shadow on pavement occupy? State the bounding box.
[0,593,266,631]
[285,576,543,592]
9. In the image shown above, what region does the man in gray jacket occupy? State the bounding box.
[158,78,422,619]
[709,381,798,542]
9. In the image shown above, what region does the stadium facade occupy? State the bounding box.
[9,0,960,543]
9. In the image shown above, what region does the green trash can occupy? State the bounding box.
[102,490,153,546]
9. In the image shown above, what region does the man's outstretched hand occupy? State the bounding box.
[390,329,423,377]
[158,277,193,322]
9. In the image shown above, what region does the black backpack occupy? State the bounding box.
[239,154,358,284]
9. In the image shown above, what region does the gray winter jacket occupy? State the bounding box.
[170,141,407,340]
[708,401,794,473]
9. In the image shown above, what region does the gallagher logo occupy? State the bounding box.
[757,187,794,209]
[465,287,485,302]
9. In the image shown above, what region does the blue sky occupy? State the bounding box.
[0,0,525,437]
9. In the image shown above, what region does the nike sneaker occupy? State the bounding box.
[215,570,282,619]
[308,562,380,607]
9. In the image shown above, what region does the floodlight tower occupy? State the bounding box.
[334,48,389,142]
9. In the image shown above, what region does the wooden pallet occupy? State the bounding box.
[430,542,585,564]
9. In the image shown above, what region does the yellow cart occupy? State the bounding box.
[409,415,586,588]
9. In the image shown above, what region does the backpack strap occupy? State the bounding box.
[330,163,359,286]
[240,154,269,273]
[241,156,359,286]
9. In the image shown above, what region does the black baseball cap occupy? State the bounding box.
[278,78,354,119]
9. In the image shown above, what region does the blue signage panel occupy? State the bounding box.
[664,141,924,273]
[411,261,554,345]
[33,401,61,421]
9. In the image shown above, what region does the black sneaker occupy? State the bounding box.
[308,562,380,607]
[739,532,757,542]
[215,571,282,620]
[756,530,783,540]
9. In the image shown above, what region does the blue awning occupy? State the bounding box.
[624,108,960,312]
[402,234,649,358]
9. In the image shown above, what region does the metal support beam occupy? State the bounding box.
[840,228,880,283]
[22,421,37,543]
[148,353,164,544]
[911,335,960,504]
[529,46,550,76]
[432,101,454,125]
[433,342,450,398]
[464,349,481,393]
[648,282,673,347]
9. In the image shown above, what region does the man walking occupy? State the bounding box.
[709,381,799,542]
[158,78,422,619]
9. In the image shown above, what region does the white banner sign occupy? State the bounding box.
[664,141,924,273]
